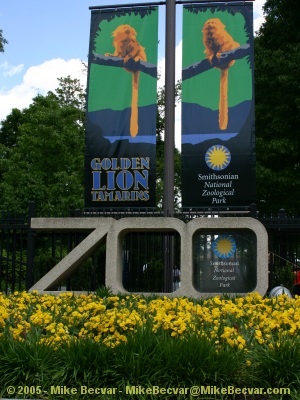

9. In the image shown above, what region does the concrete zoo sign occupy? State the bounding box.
[30,217,268,298]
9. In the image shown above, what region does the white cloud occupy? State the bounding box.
[254,16,265,34]
[0,58,87,123]
[253,0,266,16]
[253,0,266,33]
[0,61,24,77]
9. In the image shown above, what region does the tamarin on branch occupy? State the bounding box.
[202,18,240,130]
[105,24,147,138]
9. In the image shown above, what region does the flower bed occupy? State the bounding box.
[1,291,300,348]
[0,291,299,399]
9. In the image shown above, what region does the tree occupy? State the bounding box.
[0,77,85,215]
[255,0,300,214]
[55,76,86,111]
[256,0,300,49]
[0,108,23,148]
[0,74,181,215]
[0,29,8,52]
[0,108,23,191]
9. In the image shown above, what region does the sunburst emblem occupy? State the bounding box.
[212,235,236,259]
[205,145,231,171]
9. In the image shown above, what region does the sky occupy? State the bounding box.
[0,0,266,148]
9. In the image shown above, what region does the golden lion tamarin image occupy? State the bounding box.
[105,24,147,138]
[202,18,240,130]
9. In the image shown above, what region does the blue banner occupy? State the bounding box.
[85,8,158,209]
[182,3,255,209]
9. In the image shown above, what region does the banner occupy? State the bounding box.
[182,3,255,209]
[85,8,158,208]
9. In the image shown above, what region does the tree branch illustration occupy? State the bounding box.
[91,53,157,78]
[182,44,251,81]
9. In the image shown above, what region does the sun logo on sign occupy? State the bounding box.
[205,145,231,171]
[212,235,236,259]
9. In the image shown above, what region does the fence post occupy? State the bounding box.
[279,208,286,218]
[26,201,36,290]
[268,232,274,290]
[250,203,257,218]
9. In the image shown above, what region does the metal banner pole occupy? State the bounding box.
[163,0,176,292]
[164,0,176,218]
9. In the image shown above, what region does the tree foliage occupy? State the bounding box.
[255,0,300,214]
[0,29,8,52]
[0,75,181,215]
[256,0,300,49]
[0,77,85,215]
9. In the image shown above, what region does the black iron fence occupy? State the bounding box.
[0,212,29,293]
[259,210,300,292]
[1,203,300,295]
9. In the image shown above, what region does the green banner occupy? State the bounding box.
[182,3,255,210]
[85,8,158,209]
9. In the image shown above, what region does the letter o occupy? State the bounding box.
[116,170,134,190]
[101,158,112,170]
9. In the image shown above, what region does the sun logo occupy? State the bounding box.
[212,235,236,259]
[205,145,231,171]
